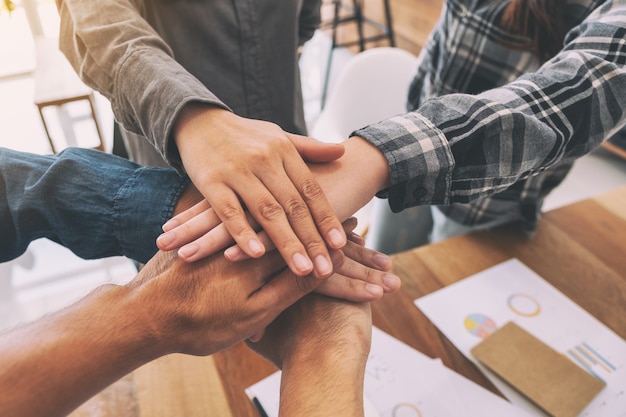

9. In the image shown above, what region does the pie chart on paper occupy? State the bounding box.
[464,313,498,339]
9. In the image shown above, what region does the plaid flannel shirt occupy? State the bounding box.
[355,0,626,233]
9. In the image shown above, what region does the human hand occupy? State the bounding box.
[247,293,371,368]
[309,217,400,301]
[247,293,371,417]
[129,222,393,357]
[128,245,308,355]
[158,215,400,302]
[172,104,347,278]
[128,247,320,357]
[159,135,390,261]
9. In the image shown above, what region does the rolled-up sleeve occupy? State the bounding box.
[55,0,228,171]
[355,1,626,213]
[0,147,189,264]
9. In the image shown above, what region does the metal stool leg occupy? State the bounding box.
[353,0,366,52]
[320,0,396,108]
[383,0,395,46]
[321,0,342,108]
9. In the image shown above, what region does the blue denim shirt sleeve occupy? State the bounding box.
[0,147,189,264]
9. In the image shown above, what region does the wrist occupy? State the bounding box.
[283,316,370,366]
[344,135,390,190]
[88,284,166,360]
[310,135,390,221]
[172,102,232,152]
[281,314,370,382]
[124,250,185,356]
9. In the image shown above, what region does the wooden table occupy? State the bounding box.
[71,186,626,417]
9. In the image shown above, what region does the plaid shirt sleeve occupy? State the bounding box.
[355,0,626,216]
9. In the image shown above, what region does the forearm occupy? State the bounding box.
[250,295,372,417]
[310,135,390,221]
[0,147,188,263]
[279,353,366,417]
[0,284,162,417]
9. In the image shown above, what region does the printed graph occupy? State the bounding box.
[507,293,541,317]
[392,403,423,417]
[567,342,617,383]
[464,313,498,339]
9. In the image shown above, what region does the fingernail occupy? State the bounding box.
[156,231,174,248]
[314,255,333,277]
[178,243,198,259]
[373,253,391,270]
[327,228,346,248]
[248,239,265,256]
[225,246,246,261]
[162,218,179,232]
[365,284,383,297]
[383,274,401,291]
[292,253,313,274]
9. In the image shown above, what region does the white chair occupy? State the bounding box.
[310,47,433,253]
[311,46,418,142]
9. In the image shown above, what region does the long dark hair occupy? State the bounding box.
[500,0,569,62]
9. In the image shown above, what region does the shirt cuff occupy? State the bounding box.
[114,165,190,263]
[353,112,455,212]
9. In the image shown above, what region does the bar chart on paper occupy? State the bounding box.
[567,342,618,383]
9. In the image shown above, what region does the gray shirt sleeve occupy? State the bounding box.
[55,0,230,171]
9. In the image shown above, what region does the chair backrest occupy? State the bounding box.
[310,47,419,143]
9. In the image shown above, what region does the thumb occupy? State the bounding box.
[288,133,345,163]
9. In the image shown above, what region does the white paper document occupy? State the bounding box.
[246,326,531,417]
[364,327,532,417]
[414,258,626,417]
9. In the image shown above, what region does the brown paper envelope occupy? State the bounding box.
[471,321,605,417]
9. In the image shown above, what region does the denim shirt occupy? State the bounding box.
[355,0,626,232]
[56,0,321,171]
[0,148,188,264]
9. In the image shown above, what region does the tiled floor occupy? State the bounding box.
[2,6,626,333]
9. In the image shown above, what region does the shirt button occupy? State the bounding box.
[413,187,427,200]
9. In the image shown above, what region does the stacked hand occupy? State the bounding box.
[136,217,394,357]
[158,211,400,302]
[172,104,349,278]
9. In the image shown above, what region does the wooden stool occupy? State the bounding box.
[34,37,105,153]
